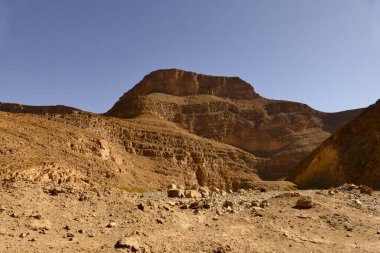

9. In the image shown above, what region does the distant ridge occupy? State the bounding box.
[0,102,79,115]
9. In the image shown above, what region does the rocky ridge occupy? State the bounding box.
[289,100,380,189]
[0,102,78,114]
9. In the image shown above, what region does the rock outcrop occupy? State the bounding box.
[106,69,362,179]
[107,69,260,118]
[289,100,380,189]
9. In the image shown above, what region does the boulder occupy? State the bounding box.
[185,190,202,198]
[115,236,140,251]
[167,189,185,198]
[294,196,313,209]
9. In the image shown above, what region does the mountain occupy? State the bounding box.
[106,69,362,180]
[0,69,364,189]
[289,100,380,189]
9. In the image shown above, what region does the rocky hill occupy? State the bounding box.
[106,69,362,180]
[0,69,364,189]
[0,110,261,191]
[289,100,380,189]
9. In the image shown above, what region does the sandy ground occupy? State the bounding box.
[0,181,379,253]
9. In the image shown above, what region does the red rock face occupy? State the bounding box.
[289,100,380,189]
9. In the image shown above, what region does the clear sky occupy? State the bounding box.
[0,0,379,113]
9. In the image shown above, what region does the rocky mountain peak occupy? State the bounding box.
[106,69,260,116]
[126,69,260,99]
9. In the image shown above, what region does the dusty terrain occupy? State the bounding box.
[290,100,380,189]
[0,181,379,253]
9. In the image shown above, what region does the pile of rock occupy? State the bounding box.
[336,183,373,195]
[167,185,227,199]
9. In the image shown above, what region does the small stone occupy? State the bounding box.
[354,199,363,206]
[168,184,177,189]
[211,187,220,194]
[185,190,202,198]
[294,196,313,209]
[260,200,269,208]
[30,214,41,220]
[189,201,200,209]
[28,219,51,231]
[167,201,176,207]
[106,222,117,228]
[77,229,84,234]
[376,230,380,235]
[10,213,19,218]
[19,233,27,238]
[199,187,210,197]
[115,236,140,250]
[78,194,88,201]
[259,187,268,193]
[216,209,223,215]
[137,203,145,211]
[203,202,211,209]
[66,232,74,238]
[221,190,227,196]
[180,204,189,209]
[63,225,70,230]
[251,200,260,207]
[223,200,234,209]
[156,218,164,224]
[358,185,373,195]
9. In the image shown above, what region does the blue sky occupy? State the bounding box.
[0,0,379,113]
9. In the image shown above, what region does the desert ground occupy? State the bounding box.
[1,181,379,253]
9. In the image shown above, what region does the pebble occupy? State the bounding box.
[106,222,117,228]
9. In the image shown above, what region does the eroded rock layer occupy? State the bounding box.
[106,69,362,179]
[0,111,259,190]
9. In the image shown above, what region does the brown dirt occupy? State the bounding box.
[0,181,379,253]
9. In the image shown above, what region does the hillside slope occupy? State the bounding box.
[0,110,260,190]
[289,100,380,189]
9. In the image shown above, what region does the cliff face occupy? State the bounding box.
[289,100,380,189]
[107,69,260,117]
[106,69,362,180]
